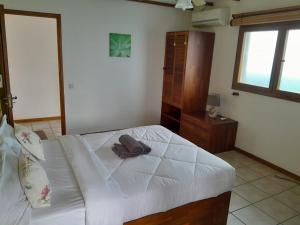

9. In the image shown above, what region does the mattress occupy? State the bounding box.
[30,139,85,225]
[79,125,235,223]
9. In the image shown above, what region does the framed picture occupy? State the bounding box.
[109,33,131,58]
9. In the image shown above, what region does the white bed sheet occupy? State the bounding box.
[77,125,235,224]
[30,140,85,225]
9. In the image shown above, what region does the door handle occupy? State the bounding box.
[3,96,17,101]
[2,94,17,108]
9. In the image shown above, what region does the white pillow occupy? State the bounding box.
[0,115,14,137]
[0,115,22,155]
[15,124,45,160]
[19,153,51,208]
[0,148,31,225]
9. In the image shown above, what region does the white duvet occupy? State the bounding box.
[58,125,235,225]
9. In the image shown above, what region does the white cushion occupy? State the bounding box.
[19,153,51,208]
[15,124,45,160]
[0,115,14,137]
[0,149,31,225]
[0,115,22,155]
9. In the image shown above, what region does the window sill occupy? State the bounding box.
[232,83,300,103]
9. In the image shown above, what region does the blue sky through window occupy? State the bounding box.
[239,31,278,88]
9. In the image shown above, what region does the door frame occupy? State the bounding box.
[4,8,66,135]
[0,5,13,124]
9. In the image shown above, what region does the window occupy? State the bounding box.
[232,22,300,102]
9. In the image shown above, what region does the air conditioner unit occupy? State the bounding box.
[192,8,230,27]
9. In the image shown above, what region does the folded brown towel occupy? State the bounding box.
[139,142,151,154]
[119,135,143,154]
[112,144,140,159]
[112,139,151,159]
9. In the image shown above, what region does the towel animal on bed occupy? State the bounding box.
[112,135,151,159]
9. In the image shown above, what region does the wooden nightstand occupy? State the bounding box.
[180,112,238,154]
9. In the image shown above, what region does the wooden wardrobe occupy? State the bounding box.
[161,31,215,133]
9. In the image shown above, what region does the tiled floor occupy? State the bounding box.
[216,151,300,225]
[17,120,62,140]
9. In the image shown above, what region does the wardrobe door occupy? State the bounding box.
[162,32,175,103]
[172,32,188,107]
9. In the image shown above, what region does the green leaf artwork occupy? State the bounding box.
[109,33,131,58]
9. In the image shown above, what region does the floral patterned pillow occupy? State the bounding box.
[19,153,51,208]
[15,124,45,160]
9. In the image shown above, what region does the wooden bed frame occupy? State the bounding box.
[125,192,231,225]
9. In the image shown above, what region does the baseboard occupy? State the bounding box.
[15,116,61,123]
[235,147,300,182]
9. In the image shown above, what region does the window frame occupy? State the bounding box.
[232,21,300,103]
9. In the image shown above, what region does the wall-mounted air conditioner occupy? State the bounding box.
[192,8,230,27]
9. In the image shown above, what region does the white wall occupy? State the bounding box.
[5,14,61,120]
[208,0,300,175]
[0,0,190,132]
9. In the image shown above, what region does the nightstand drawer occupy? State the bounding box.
[180,120,209,147]
[180,122,209,148]
[179,112,238,153]
[181,113,209,130]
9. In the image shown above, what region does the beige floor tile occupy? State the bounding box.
[234,184,270,203]
[221,151,255,163]
[216,152,229,158]
[233,205,277,225]
[49,119,61,124]
[41,128,53,133]
[49,121,61,128]
[274,190,300,213]
[225,158,245,169]
[18,123,32,129]
[236,167,264,182]
[50,125,61,130]
[53,131,61,136]
[221,151,248,161]
[32,122,50,130]
[44,130,54,135]
[227,214,245,225]
[290,186,300,195]
[251,177,289,195]
[235,176,247,187]
[230,192,251,212]
[255,198,298,223]
[237,157,259,166]
[220,151,241,158]
[51,124,62,132]
[45,132,55,137]
[281,215,300,225]
[268,174,298,189]
[248,164,277,176]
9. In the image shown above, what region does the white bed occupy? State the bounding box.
[31,125,235,225]
[31,140,85,225]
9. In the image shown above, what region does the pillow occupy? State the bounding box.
[19,153,51,208]
[0,148,31,225]
[15,124,45,160]
[0,115,14,137]
[0,115,22,156]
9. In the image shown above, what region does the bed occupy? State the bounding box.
[31,125,235,225]
[31,140,85,225]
